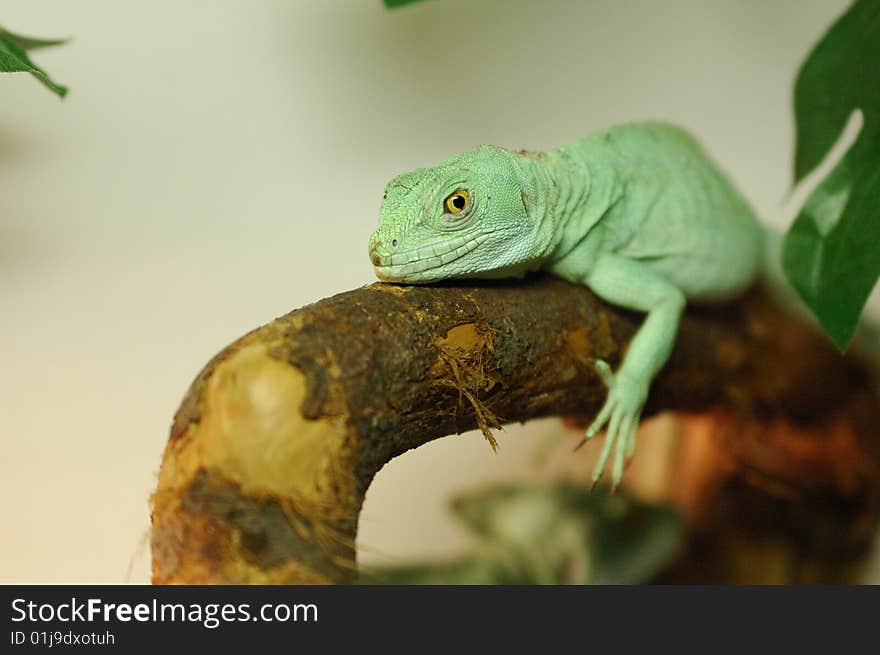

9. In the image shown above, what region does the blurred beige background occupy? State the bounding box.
[3,0,874,583]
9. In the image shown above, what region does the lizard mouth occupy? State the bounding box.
[372,233,489,282]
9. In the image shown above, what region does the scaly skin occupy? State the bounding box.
[369,122,763,488]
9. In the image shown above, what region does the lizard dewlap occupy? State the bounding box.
[369,122,763,488]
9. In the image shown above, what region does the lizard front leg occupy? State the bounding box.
[578,252,686,490]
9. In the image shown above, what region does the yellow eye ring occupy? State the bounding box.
[444,189,471,215]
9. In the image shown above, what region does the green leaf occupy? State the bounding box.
[383,0,430,8]
[0,26,68,51]
[0,25,68,98]
[782,0,880,350]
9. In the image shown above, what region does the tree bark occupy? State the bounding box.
[150,275,880,584]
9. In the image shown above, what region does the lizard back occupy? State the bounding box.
[550,122,763,302]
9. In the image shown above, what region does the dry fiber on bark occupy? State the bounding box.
[151,275,880,584]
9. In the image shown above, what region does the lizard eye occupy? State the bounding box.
[443,189,471,216]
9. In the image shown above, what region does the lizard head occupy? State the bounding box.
[369,145,543,283]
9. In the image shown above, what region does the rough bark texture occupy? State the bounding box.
[151,275,880,584]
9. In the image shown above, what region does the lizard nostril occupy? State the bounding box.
[391,239,398,247]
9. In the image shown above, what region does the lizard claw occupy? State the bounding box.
[583,359,646,490]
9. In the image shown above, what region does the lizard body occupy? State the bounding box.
[369,122,764,487]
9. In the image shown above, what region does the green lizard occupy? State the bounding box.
[369,122,764,489]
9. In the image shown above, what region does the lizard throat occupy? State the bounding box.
[372,233,490,282]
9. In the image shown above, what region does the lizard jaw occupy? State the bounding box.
[372,233,490,283]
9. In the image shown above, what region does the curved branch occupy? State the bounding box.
[150,275,880,584]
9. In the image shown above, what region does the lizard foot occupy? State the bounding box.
[577,359,647,491]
